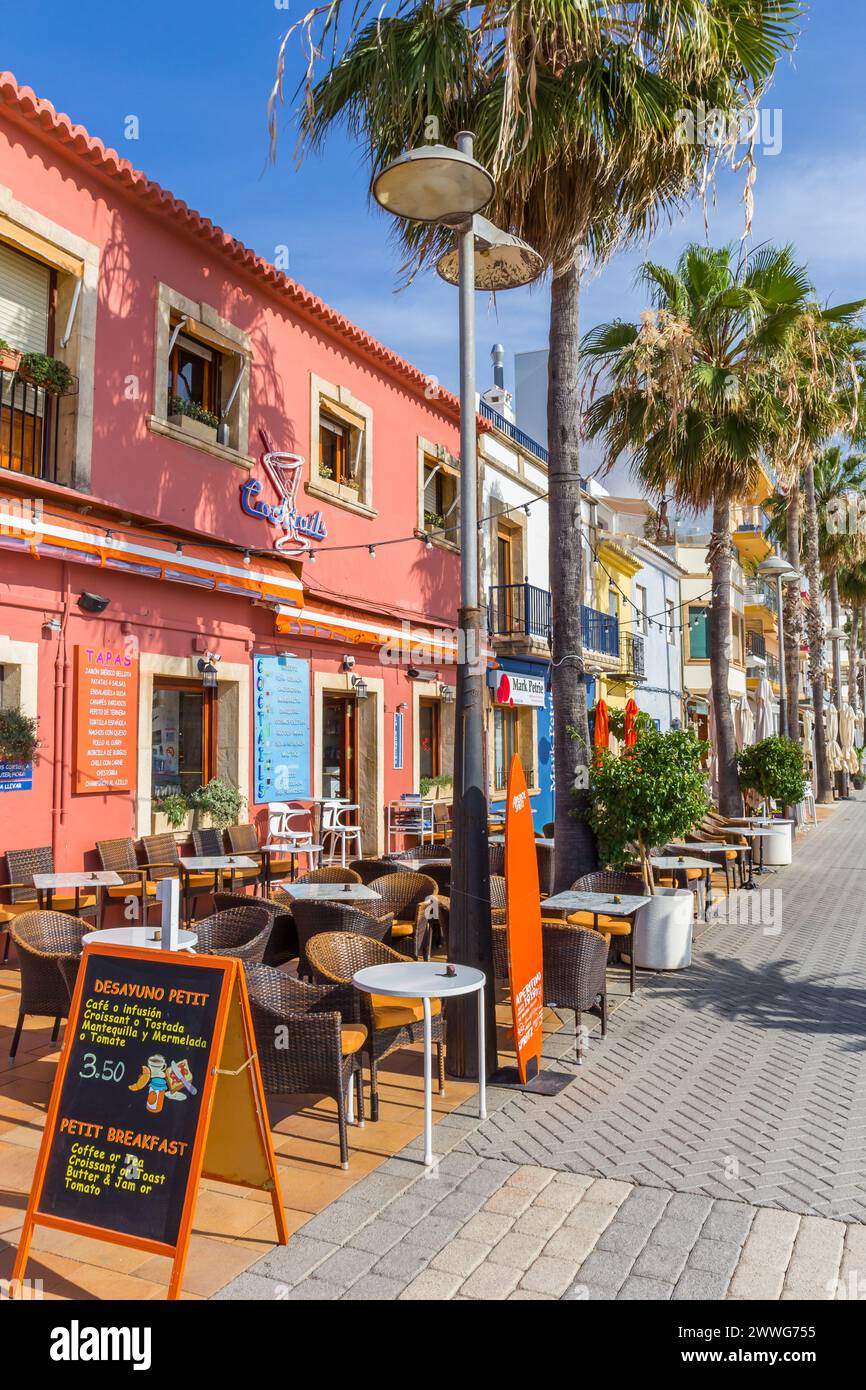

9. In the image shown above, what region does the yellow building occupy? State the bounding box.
[586,532,644,714]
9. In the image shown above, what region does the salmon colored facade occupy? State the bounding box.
[0,73,468,868]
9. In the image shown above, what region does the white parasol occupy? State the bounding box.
[734,692,754,750]
[754,676,775,742]
[841,702,859,774]
[826,703,842,774]
[855,707,865,750]
[802,707,815,775]
[706,687,719,804]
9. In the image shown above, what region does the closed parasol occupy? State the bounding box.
[624,697,639,749]
[593,699,609,762]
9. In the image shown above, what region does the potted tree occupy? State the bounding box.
[0,707,39,765]
[587,724,709,970]
[168,394,220,445]
[736,736,805,864]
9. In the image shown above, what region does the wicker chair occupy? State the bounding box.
[9,912,90,1061]
[306,933,446,1122]
[349,858,397,885]
[243,963,365,1169]
[542,823,555,838]
[5,846,96,918]
[96,837,158,923]
[141,833,214,920]
[286,866,362,887]
[226,822,287,889]
[571,870,646,994]
[193,828,261,889]
[490,918,608,1061]
[367,873,437,959]
[488,842,505,877]
[192,906,273,962]
[213,891,298,966]
[291,900,395,978]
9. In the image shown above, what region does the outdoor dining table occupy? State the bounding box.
[179,854,258,924]
[727,825,784,883]
[352,959,487,1166]
[541,889,651,994]
[261,841,325,892]
[33,870,123,927]
[275,882,382,903]
[83,926,198,951]
[393,856,451,872]
[650,856,714,918]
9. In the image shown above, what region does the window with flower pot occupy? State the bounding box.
[152,678,216,799]
[421,453,459,543]
[308,374,374,514]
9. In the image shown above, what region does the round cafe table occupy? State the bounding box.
[83,927,198,951]
[352,961,487,1166]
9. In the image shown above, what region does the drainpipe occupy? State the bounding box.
[51,569,72,862]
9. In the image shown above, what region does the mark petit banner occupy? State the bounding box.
[504,754,544,1084]
[73,645,139,794]
[12,943,287,1300]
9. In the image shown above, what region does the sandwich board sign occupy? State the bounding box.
[504,755,544,1084]
[12,942,288,1300]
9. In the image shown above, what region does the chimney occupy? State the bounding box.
[480,343,515,421]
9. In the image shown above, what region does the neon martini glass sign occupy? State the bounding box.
[241,428,327,557]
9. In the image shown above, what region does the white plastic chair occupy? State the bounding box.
[798,782,818,828]
[266,802,321,871]
[320,800,363,866]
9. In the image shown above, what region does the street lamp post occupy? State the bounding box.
[372,135,542,1079]
[757,554,799,739]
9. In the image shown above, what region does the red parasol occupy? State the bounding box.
[624,697,639,749]
[593,699,609,763]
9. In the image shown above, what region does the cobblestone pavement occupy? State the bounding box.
[218,798,866,1300]
[215,1158,866,1302]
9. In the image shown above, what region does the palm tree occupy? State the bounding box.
[838,562,866,712]
[272,0,802,887]
[582,243,816,814]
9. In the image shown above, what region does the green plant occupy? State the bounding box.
[737,737,806,809]
[606,708,655,742]
[188,777,245,829]
[18,351,74,395]
[0,708,39,763]
[168,394,220,429]
[155,790,189,829]
[586,726,709,893]
[420,773,453,798]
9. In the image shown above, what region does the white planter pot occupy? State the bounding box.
[761,824,791,866]
[633,887,693,971]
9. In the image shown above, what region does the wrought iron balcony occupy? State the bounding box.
[747,629,767,662]
[479,400,550,466]
[0,369,64,483]
[488,581,551,641]
[582,605,619,657]
[619,631,646,681]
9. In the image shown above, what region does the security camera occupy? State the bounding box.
[78,592,111,614]
[341,654,356,671]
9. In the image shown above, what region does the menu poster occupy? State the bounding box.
[74,645,138,794]
[12,944,288,1300]
[504,754,544,1085]
[254,654,311,803]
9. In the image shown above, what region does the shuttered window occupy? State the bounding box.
[0,242,50,354]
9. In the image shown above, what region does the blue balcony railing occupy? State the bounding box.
[582,605,619,656]
[479,401,551,467]
[488,581,551,640]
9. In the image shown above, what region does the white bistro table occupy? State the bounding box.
[179,854,259,923]
[33,871,123,926]
[277,882,382,903]
[83,926,198,951]
[541,889,650,993]
[650,855,715,916]
[353,961,487,1166]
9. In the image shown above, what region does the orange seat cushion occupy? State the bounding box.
[391,922,413,938]
[340,1023,368,1056]
[567,910,632,936]
[106,881,157,899]
[13,894,96,913]
[371,995,442,1030]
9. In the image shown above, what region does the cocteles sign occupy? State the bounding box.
[493,669,546,707]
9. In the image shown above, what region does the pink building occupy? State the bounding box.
[0,72,469,868]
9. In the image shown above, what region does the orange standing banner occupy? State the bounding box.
[11,942,288,1300]
[504,754,544,1084]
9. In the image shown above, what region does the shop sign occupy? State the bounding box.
[12,943,286,1301]
[254,654,311,802]
[241,435,327,557]
[74,646,139,794]
[0,760,32,792]
[493,669,546,708]
[504,755,544,1084]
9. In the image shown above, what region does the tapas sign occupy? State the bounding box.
[73,645,138,794]
[504,755,544,1084]
[12,943,287,1300]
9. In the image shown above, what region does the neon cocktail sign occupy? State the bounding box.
[241,430,328,557]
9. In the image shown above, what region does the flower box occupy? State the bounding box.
[0,346,22,374]
[169,411,219,445]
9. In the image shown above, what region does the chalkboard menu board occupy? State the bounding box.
[74,645,139,794]
[38,949,225,1247]
[253,654,311,803]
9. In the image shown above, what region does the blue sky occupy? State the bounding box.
[4,1,865,422]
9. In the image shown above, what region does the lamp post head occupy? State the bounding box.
[436,215,544,291]
[372,144,494,224]
[757,555,798,581]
